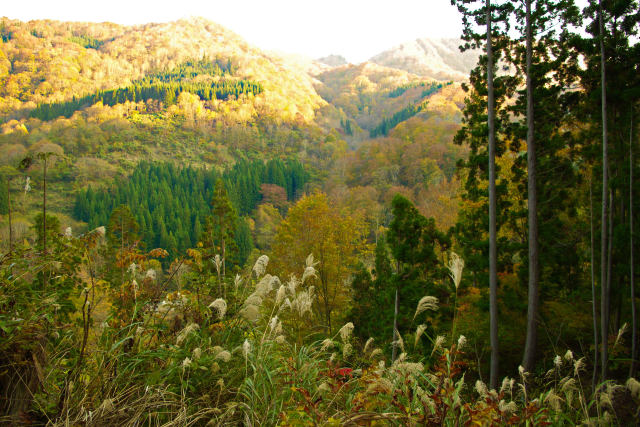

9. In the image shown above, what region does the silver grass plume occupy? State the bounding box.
[192,347,202,360]
[242,339,251,360]
[215,350,231,362]
[369,348,383,359]
[302,266,317,283]
[573,357,586,376]
[181,357,192,371]
[415,325,427,347]
[255,274,275,297]
[343,343,353,358]
[363,337,375,355]
[431,335,446,356]
[626,377,640,399]
[208,298,227,320]
[614,323,628,348]
[447,251,464,289]
[554,355,562,368]
[213,254,222,275]
[321,339,334,351]
[394,361,424,375]
[24,176,31,193]
[269,316,281,335]
[275,284,286,305]
[128,263,137,275]
[132,280,138,296]
[291,286,314,317]
[500,377,512,394]
[413,296,439,320]
[457,335,467,349]
[544,390,563,411]
[244,294,262,307]
[234,274,243,289]
[253,255,269,278]
[475,380,488,397]
[240,305,260,322]
[176,323,199,345]
[498,400,517,414]
[392,331,405,353]
[338,322,354,342]
[306,253,319,268]
[287,274,300,295]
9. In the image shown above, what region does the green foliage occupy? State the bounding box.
[0,21,12,42]
[74,160,307,261]
[1,232,634,425]
[142,56,236,82]
[32,213,60,251]
[387,81,449,98]
[67,34,104,49]
[0,180,7,215]
[351,195,450,352]
[29,58,263,121]
[370,99,429,137]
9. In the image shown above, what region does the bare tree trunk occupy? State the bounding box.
[222,237,226,277]
[590,182,599,391]
[391,287,399,363]
[42,158,48,291]
[43,158,47,254]
[121,213,125,286]
[598,0,610,382]
[7,177,12,252]
[631,112,637,378]
[604,189,613,373]
[523,0,539,373]
[486,0,499,390]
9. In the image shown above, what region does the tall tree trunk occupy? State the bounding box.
[590,182,599,391]
[222,236,226,277]
[42,157,48,291]
[391,287,399,363]
[523,0,539,372]
[7,177,12,253]
[486,0,499,390]
[121,213,125,286]
[43,158,47,254]
[630,111,637,378]
[598,0,609,382]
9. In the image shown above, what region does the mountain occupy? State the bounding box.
[316,55,348,67]
[369,38,480,81]
[0,16,469,246]
[0,17,325,122]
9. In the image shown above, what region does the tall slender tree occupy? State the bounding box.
[451,0,514,386]
[598,0,610,382]
[522,0,539,373]
[630,112,636,377]
[590,181,599,390]
[486,0,500,390]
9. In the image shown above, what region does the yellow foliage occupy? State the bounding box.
[271,192,370,332]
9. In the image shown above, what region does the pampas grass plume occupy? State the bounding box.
[414,296,439,320]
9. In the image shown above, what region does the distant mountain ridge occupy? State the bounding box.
[316,55,348,67]
[369,38,480,81]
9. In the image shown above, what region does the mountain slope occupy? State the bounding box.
[0,17,325,122]
[369,38,479,81]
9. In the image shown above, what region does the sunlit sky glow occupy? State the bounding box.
[2,0,464,63]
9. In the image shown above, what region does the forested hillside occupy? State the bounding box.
[1,2,639,424]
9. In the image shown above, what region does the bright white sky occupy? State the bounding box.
[2,0,464,63]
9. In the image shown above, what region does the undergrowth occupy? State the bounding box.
[0,231,638,425]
